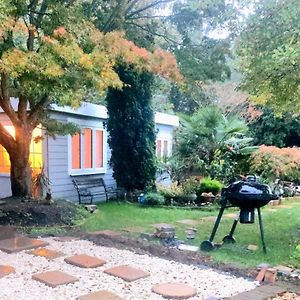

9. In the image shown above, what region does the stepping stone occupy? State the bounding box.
[200,216,216,221]
[178,244,199,252]
[224,213,238,219]
[278,205,292,209]
[54,236,80,242]
[0,236,49,253]
[152,223,175,229]
[152,283,197,299]
[78,290,124,300]
[176,219,200,226]
[104,265,150,282]
[0,265,15,278]
[28,248,63,260]
[65,254,106,268]
[122,226,144,233]
[0,226,17,240]
[87,230,121,237]
[32,270,78,287]
[264,208,278,212]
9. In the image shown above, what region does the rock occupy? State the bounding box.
[274,265,294,276]
[84,205,97,213]
[257,263,271,270]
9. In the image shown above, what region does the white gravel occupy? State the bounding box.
[0,238,258,300]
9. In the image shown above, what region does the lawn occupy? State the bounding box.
[82,199,300,268]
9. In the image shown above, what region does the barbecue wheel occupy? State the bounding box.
[222,235,236,244]
[200,240,214,252]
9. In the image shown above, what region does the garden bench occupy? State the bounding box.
[71,176,118,204]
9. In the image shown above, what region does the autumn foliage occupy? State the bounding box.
[250,145,300,181]
[0,0,182,197]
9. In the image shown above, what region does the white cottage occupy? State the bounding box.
[0,101,179,201]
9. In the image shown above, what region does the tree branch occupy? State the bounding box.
[36,0,49,28]
[28,94,49,128]
[125,22,180,45]
[17,95,28,123]
[125,0,140,15]
[125,0,175,19]
[102,2,124,33]
[0,122,15,152]
[0,74,21,127]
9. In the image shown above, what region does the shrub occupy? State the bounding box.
[144,192,165,206]
[196,177,223,196]
[250,146,300,182]
[181,177,198,194]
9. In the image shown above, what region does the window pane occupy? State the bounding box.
[156,140,162,157]
[72,133,81,169]
[163,140,168,157]
[96,130,103,168]
[84,128,92,168]
[0,126,43,175]
[0,145,10,174]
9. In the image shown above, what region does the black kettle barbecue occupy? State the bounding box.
[200,176,278,253]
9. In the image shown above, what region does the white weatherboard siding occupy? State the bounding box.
[47,111,114,202]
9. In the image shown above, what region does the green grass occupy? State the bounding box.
[82,199,300,268]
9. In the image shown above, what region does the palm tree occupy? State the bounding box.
[176,106,257,178]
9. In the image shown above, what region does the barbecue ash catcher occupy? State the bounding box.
[200,176,278,253]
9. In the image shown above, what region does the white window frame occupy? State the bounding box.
[156,133,172,157]
[68,118,107,175]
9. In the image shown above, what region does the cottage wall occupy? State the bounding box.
[0,104,178,202]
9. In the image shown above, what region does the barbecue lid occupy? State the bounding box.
[222,180,278,208]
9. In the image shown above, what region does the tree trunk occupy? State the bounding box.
[9,128,32,197]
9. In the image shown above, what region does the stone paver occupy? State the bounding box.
[176,219,201,226]
[152,223,175,229]
[32,270,79,287]
[0,236,49,253]
[0,226,17,240]
[77,290,124,300]
[200,216,216,221]
[227,284,286,300]
[104,265,150,282]
[87,230,121,237]
[277,205,293,209]
[178,244,199,252]
[247,244,258,251]
[65,254,106,268]
[264,208,278,212]
[0,265,15,278]
[224,213,238,219]
[121,226,145,233]
[28,248,63,260]
[152,283,197,299]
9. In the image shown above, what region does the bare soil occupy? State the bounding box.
[0,197,78,226]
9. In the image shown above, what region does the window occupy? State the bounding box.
[70,127,105,174]
[0,126,43,175]
[156,138,170,158]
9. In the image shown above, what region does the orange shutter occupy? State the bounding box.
[156,140,162,157]
[163,140,168,157]
[72,133,81,169]
[95,130,103,168]
[84,128,92,168]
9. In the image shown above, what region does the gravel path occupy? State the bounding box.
[0,238,258,300]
